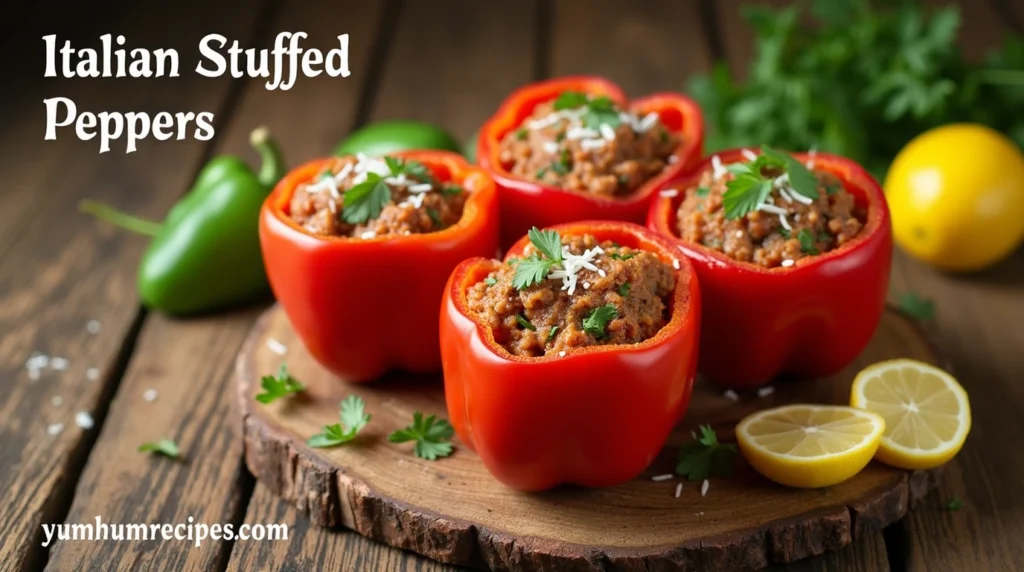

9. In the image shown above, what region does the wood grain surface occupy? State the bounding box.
[1,1,1021,571]
[236,305,940,571]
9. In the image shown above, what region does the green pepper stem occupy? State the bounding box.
[79,199,161,237]
[250,126,286,188]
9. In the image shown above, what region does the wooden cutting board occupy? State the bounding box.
[236,305,941,571]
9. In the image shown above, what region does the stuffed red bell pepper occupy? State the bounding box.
[440,221,700,490]
[477,76,704,248]
[260,150,498,382]
[647,147,892,389]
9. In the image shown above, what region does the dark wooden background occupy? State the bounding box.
[2,1,1022,570]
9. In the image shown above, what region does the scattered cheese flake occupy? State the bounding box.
[143,389,158,402]
[558,351,566,357]
[781,259,795,268]
[701,479,710,496]
[542,141,560,154]
[724,389,739,401]
[86,320,101,334]
[672,259,681,270]
[266,338,287,356]
[638,112,660,132]
[599,124,616,141]
[582,282,591,290]
[660,188,679,198]
[408,183,433,193]
[47,423,64,436]
[651,473,674,482]
[735,230,744,238]
[667,155,679,164]
[741,149,758,161]
[405,193,427,209]
[86,367,100,381]
[566,127,598,140]
[675,482,684,498]
[711,155,726,179]
[580,139,607,152]
[75,411,94,430]
[51,396,63,407]
[757,386,775,397]
[50,357,68,371]
[597,269,606,278]
[360,231,377,240]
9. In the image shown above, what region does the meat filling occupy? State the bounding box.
[467,233,676,357]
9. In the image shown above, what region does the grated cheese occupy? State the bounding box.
[741,149,758,161]
[675,482,684,498]
[757,386,775,397]
[86,367,99,381]
[266,338,287,356]
[599,124,616,141]
[75,411,94,430]
[711,155,727,179]
[660,188,679,198]
[724,389,739,401]
[143,388,158,402]
[672,259,680,270]
[580,139,607,152]
[701,479,710,496]
[781,259,795,268]
[542,141,560,154]
[47,423,64,436]
[651,473,674,482]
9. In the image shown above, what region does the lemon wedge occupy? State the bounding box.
[851,359,971,470]
[737,405,885,488]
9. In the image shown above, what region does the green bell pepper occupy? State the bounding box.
[81,126,285,315]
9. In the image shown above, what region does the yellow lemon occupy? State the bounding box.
[885,123,1024,272]
[851,359,971,470]
[736,405,885,488]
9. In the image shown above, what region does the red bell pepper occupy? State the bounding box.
[647,148,892,389]
[440,221,701,490]
[477,76,704,248]
[260,150,499,382]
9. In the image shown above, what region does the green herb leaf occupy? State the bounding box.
[342,173,392,224]
[696,186,711,197]
[139,438,180,459]
[546,326,559,344]
[943,497,964,511]
[609,252,636,261]
[512,256,555,290]
[388,412,455,460]
[527,227,563,262]
[617,282,631,297]
[516,313,536,331]
[307,395,370,448]
[553,90,589,110]
[898,291,936,321]
[255,364,305,404]
[426,207,443,228]
[484,276,497,287]
[825,181,841,195]
[583,96,622,129]
[779,228,791,239]
[675,425,739,481]
[797,228,820,255]
[515,128,528,140]
[583,304,618,339]
[723,176,772,220]
[384,156,404,177]
[761,145,819,200]
[551,150,572,175]
[441,184,463,195]
[535,167,549,179]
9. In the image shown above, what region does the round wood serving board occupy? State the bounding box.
[236,305,943,571]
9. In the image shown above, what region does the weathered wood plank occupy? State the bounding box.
[0,2,269,570]
[223,1,538,569]
[40,2,383,571]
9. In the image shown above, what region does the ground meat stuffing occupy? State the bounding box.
[676,157,866,268]
[467,233,676,358]
[498,94,680,197]
[289,154,466,238]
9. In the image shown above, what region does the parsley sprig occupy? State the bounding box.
[676,425,739,481]
[307,395,371,448]
[797,228,819,255]
[342,173,391,224]
[722,145,819,220]
[255,364,304,404]
[139,439,180,459]
[512,227,563,290]
[388,412,454,460]
[553,90,622,129]
[583,304,618,339]
[898,291,936,321]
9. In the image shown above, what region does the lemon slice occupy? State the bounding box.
[851,359,971,470]
[736,405,885,488]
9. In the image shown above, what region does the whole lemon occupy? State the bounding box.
[885,124,1024,272]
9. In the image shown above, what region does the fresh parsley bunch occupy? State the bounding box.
[688,0,1024,177]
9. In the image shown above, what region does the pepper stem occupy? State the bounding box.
[250,126,286,188]
[79,199,161,237]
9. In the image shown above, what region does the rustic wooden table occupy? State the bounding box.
[3,1,1022,570]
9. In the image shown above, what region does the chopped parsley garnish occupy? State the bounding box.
[388,412,454,460]
[515,128,527,140]
[797,228,819,255]
[943,497,964,511]
[535,167,549,179]
[898,291,936,321]
[342,173,392,224]
[546,326,559,344]
[825,181,841,195]
[441,184,463,195]
[675,425,739,481]
[512,227,563,290]
[550,150,572,175]
[552,90,622,129]
[515,313,536,331]
[695,186,711,197]
[617,282,631,297]
[779,228,791,239]
[384,156,433,183]
[307,395,371,448]
[555,131,566,142]
[484,276,497,287]
[723,145,820,220]
[139,438,180,459]
[609,251,635,261]
[318,170,333,180]
[426,207,443,228]
[659,128,670,143]
[255,364,304,404]
[817,231,832,243]
[583,304,618,339]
